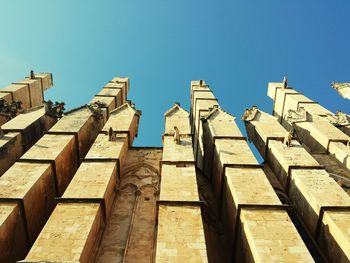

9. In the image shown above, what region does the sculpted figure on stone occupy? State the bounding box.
[173,126,180,144]
[285,108,307,123]
[241,106,258,121]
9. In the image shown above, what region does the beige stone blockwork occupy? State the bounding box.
[0,162,55,244]
[50,108,104,158]
[0,132,23,176]
[211,139,258,207]
[32,73,53,91]
[20,134,78,196]
[0,203,27,262]
[62,161,117,216]
[298,102,332,116]
[273,88,299,118]
[162,136,194,163]
[156,205,208,263]
[24,203,104,263]
[104,82,125,106]
[192,90,216,121]
[0,84,31,108]
[267,82,283,99]
[206,110,243,138]
[221,167,281,261]
[164,106,191,135]
[97,87,122,108]
[15,79,43,107]
[319,211,350,263]
[2,107,45,131]
[102,104,140,145]
[329,141,350,170]
[160,165,199,202]
[267,140,319,188]
[289,169,350,235]
[90,96,116,116]
[110,77,129,101]
[239,209,314,262]
[85,134,128,169]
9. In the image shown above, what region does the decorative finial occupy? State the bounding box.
[30,70,35,79]
[283,76,288,89]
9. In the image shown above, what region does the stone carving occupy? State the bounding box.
[108,127,116,141]
[43,100,65,119]
[241,106,258,121]
[0,99,22,119]
[173,126,180,144]
[331,82,350,91]
[87,101,106,119]
[283,130,293,147]
[326,111,350,127]
[30,70,35,79]
[283,76,288,89]
[285,108,307,123]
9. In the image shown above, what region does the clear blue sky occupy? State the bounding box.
[0,1,349,148]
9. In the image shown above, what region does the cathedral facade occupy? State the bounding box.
[0,73,349,262]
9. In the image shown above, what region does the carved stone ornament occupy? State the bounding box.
[326,111,350,127]
[0,99,22,119]
[285,108,307,123]
[241,106,258,121]
[86,101,104,119]
[43,100,65,119]
[331,82,350,99]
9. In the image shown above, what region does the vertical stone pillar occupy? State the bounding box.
[23,88,140,263]
[0,77,124,262]
[190,80,218,172]
[201,104,313,262]
[245,108,350,262]
[267,81,350,170]
[155,104,208,262]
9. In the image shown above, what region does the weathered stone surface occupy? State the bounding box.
[0,84,31,108]
[162,136,194,163]
[156,205,208,263]
[239,209,314,262]
[62,161,117,216]
[0,132,23,176]
[104,82,125,106]
[90,96,116,116]
[0,203,27,262]
[20,134,78,196]
[160,165,199,202]
[15,79,43,107]
[0,162,55,244]
[24,203,104,262]
[97,87,122,108]
[164,105,191,135]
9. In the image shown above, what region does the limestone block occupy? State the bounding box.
[102,104,139,145]
[90,96,116,116]
[0,84,30,108]
[15,79,43,107]
[329,141,350,170]
[0,132,23,176]
[0,162,55,243]
[104,82,124,106]
[2,107,56,151]
[267,140,319,188]
[50,108,104,158]
[20,134,78,196]
[192,90,215,120]
[206,110,243,138]
[97,87,122,108]
[160,165,199,202]
[267,82,283,99]
[85,134,128,169]
[319,211,350,263]
[283,94,313,113]
[31,73,53,91]
[162,136,194,163]
[221,167,281,259]
[0,203,27,262]
[24,203,103,263]
[156,205,208,262]
[0,92,12,103]
[289,169,350,235]
[274,88,298,119]
[110,77,129,98]
[62,161,117,216]
[239,209,313,262]
[164,106,191,135]
[202,122,215,178]
[299,102,332,116]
